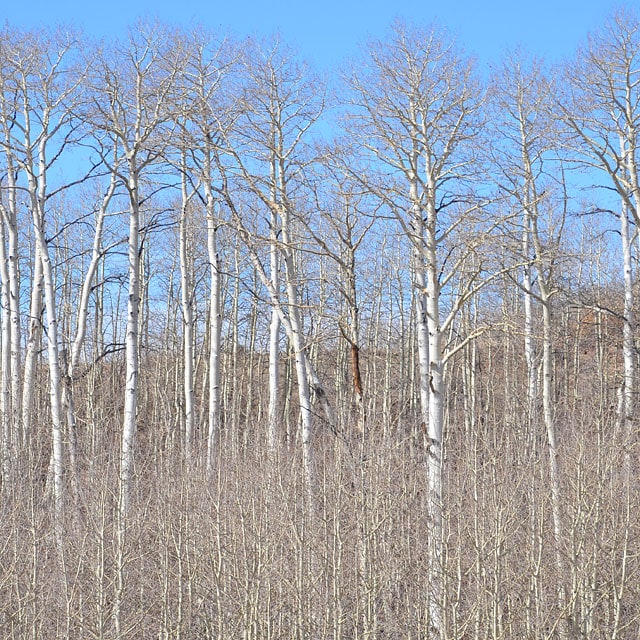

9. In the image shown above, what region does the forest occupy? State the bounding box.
[0,8,639,639]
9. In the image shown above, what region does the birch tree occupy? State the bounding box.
[0,28,88,544]
[560,9,640,462]
[0,32,21,484]
[177,150,197,463]
[488,55,575,636]
[0,183,21,464]
[344,22,486,636]
[486,54,551,419]
[61,159,119,495]
[217,38,334,489]
[0,173,13,485]
[176,30,236,467]
[83,24,181,634]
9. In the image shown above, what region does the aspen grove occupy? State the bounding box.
[1,13,640,639]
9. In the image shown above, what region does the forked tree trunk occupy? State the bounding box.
[279,199,315,493]
[62,171,114,499]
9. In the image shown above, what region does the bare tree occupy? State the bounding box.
[560,9,640,468]
[344,22,486,635]
[488,53,575,637]
[0,33,23,465]
[217,37,334,491]
[83,23,182,634]
[0,16,638,640]
[175,29,237,467]
[0,27,89,551]
[308,146,377,438]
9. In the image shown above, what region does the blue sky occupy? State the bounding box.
[2,0,629,71]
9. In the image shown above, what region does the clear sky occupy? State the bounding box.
[1,0,629,71]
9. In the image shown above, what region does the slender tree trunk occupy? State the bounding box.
[347,275,365,437]
[62,172,114,500]
[338,221,365,439]
[425,209,445,638]
[179,154,195,464]
[0,99,22,459]
[204,175,222,471]
[119,163,141,520]
[0,210,12,487]
[522,208,537,420]
[280,202,315,493]
[532,218,570,637]
[619,201,635,477]
[115,161,141,636]
[540,290,570,638]
[32,196,66,547]
[18,114,66,555]
[22,246,43,448]
[410,172,430,436]
[2,156,22,451]
[268,169,281,454]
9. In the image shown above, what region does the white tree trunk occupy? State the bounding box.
[115,162,141,636]
[280,202,315,492]
[522,209,537,419]
[531,217,569,639]
[119,163,141,520]
[204,178,222,471]
[31,194,65,544]
[179,155,195,463]
[0,210,12,486]
[268,261,281,452]
[619,201,635,476]
[0,86,23,452]
[268,173,281,453]
[541,292,569,638]
[412,215,431,433]
[424,193,444,637]
[229,207,337,458]
[62,173,113,498]
[21,246,43,447]
[18,113,66,546]
[7,203,21,449]
[3,160,22,448]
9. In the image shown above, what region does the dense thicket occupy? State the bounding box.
[0,12,639,639]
